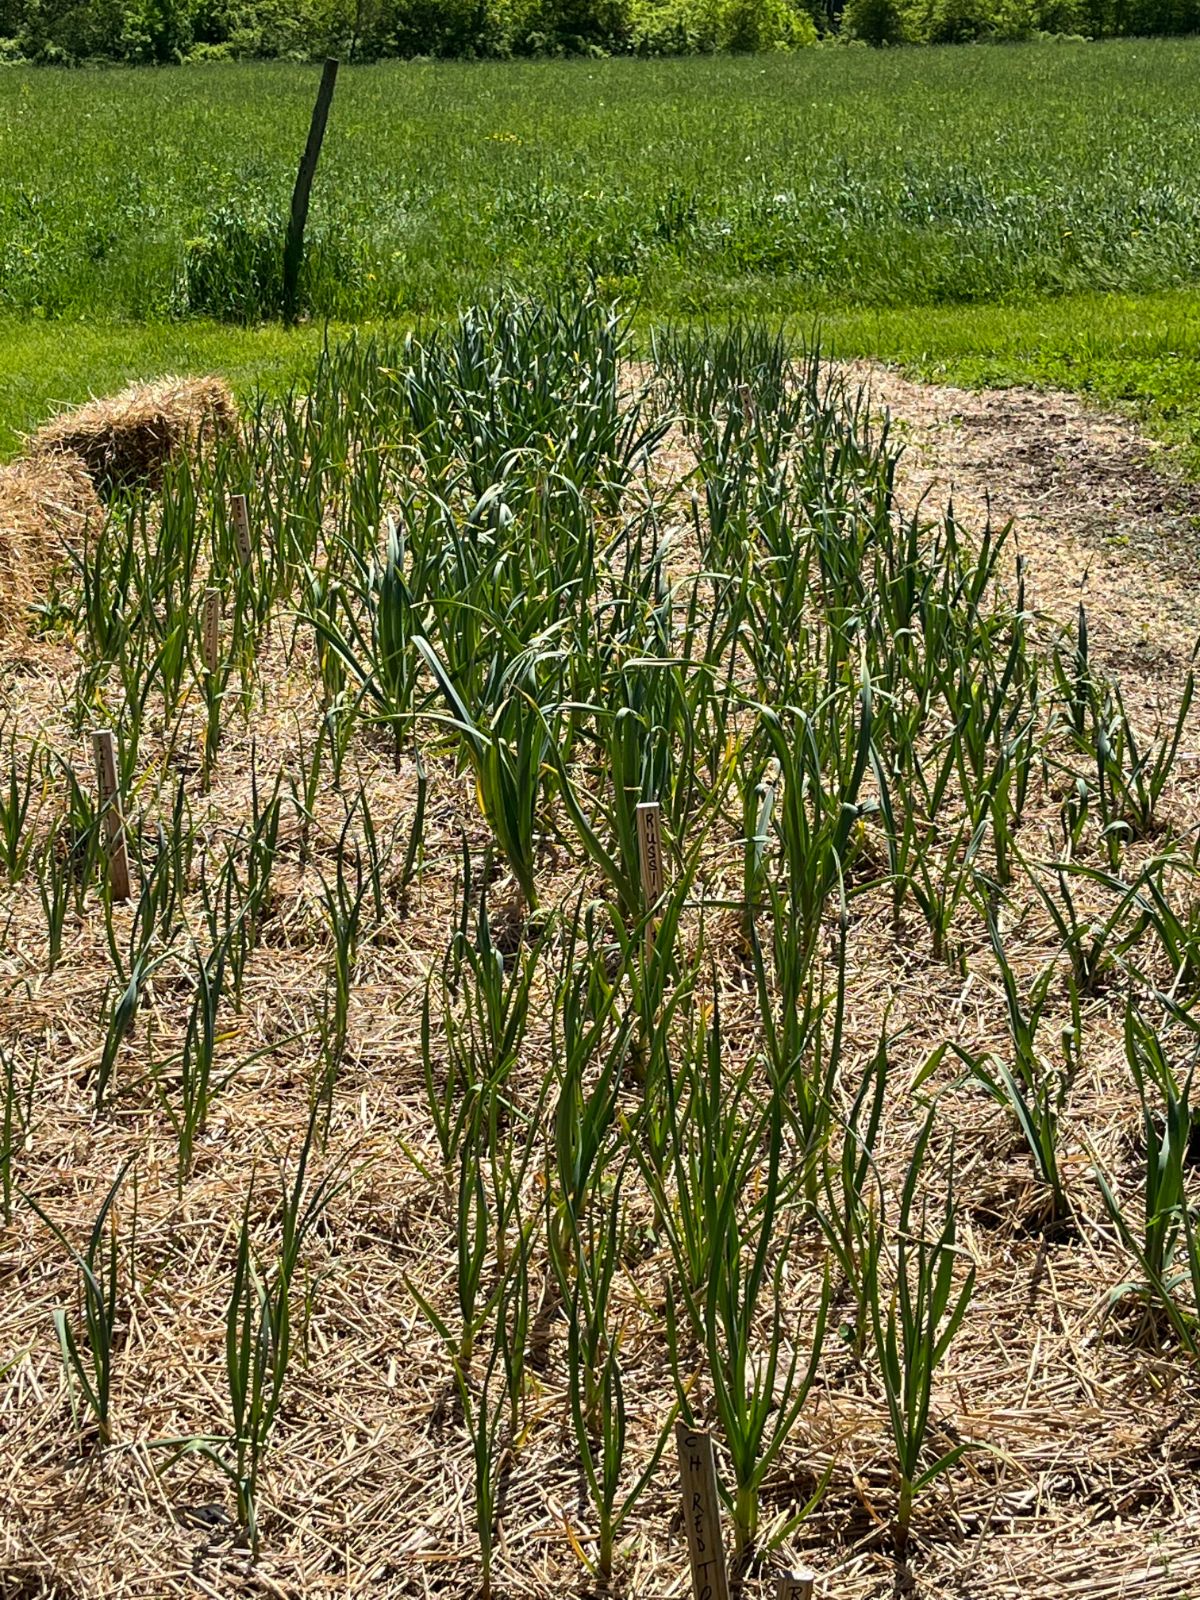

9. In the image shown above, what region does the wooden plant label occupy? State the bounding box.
[636,799,665,955]
[230,493,254,569]
[774,1572,816,1600]
[675,1423,730,1600]
[201,586,221,674]
[91,729,131,903]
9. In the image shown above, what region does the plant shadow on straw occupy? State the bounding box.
[23,1154,138,1453]
[144,1102,350,1555]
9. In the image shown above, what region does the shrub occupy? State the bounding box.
[1025,0,1090,28]
[720,0,817,44]
[17,0,195,59]
[501,0,632,51]
[177,201,368,321]
[4,0,1199,59]
[900,0,1041,38]
[390,0,500,57]
[842,0,905,41]
[631,0,720,49]
[631,0,816,49]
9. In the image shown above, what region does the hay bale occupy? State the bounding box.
[0,451,100,639]
[31,374,239,492]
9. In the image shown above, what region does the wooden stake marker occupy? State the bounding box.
[91,729,130,903]
[202,586,221,674]
[636,799,664,955]
[230,494,253,569]
[675,1422,730,1600]
[775,1571,816,1600]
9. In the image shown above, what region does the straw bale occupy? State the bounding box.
[31,374,238,491]
[0,449,99,639]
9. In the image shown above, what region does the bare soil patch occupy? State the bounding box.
[852,364,1200,722]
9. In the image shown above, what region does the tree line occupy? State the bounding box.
[2,0,1196,66]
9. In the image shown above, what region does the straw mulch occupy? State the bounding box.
[0,450,100,639]
[31,374,238,492]
[2,373,1200,1600]
[843,362,1200,730]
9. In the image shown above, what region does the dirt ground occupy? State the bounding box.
[3,368,1200,1600]
[851,365,1200,727]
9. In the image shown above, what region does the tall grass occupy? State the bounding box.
[4,46,1200,325]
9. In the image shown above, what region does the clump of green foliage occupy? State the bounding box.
[0,0,822,63]
[2,0,1196,61]
[629,0,817,51]
[841,0,1197,42]
[176,201,368,322]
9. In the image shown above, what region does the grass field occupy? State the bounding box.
[5,287,1200,467]
[6,43,1200,321]
[2,41,1200,462]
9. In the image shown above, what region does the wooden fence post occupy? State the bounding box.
[282,57,339,324]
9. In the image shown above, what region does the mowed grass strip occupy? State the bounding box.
[4,287,1199,467]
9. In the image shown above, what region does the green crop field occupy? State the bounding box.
[7,42,1200,320]
[6,287,1200,1600]
[2,40,1200,459]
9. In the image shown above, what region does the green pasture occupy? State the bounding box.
[2,41,1200,457]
